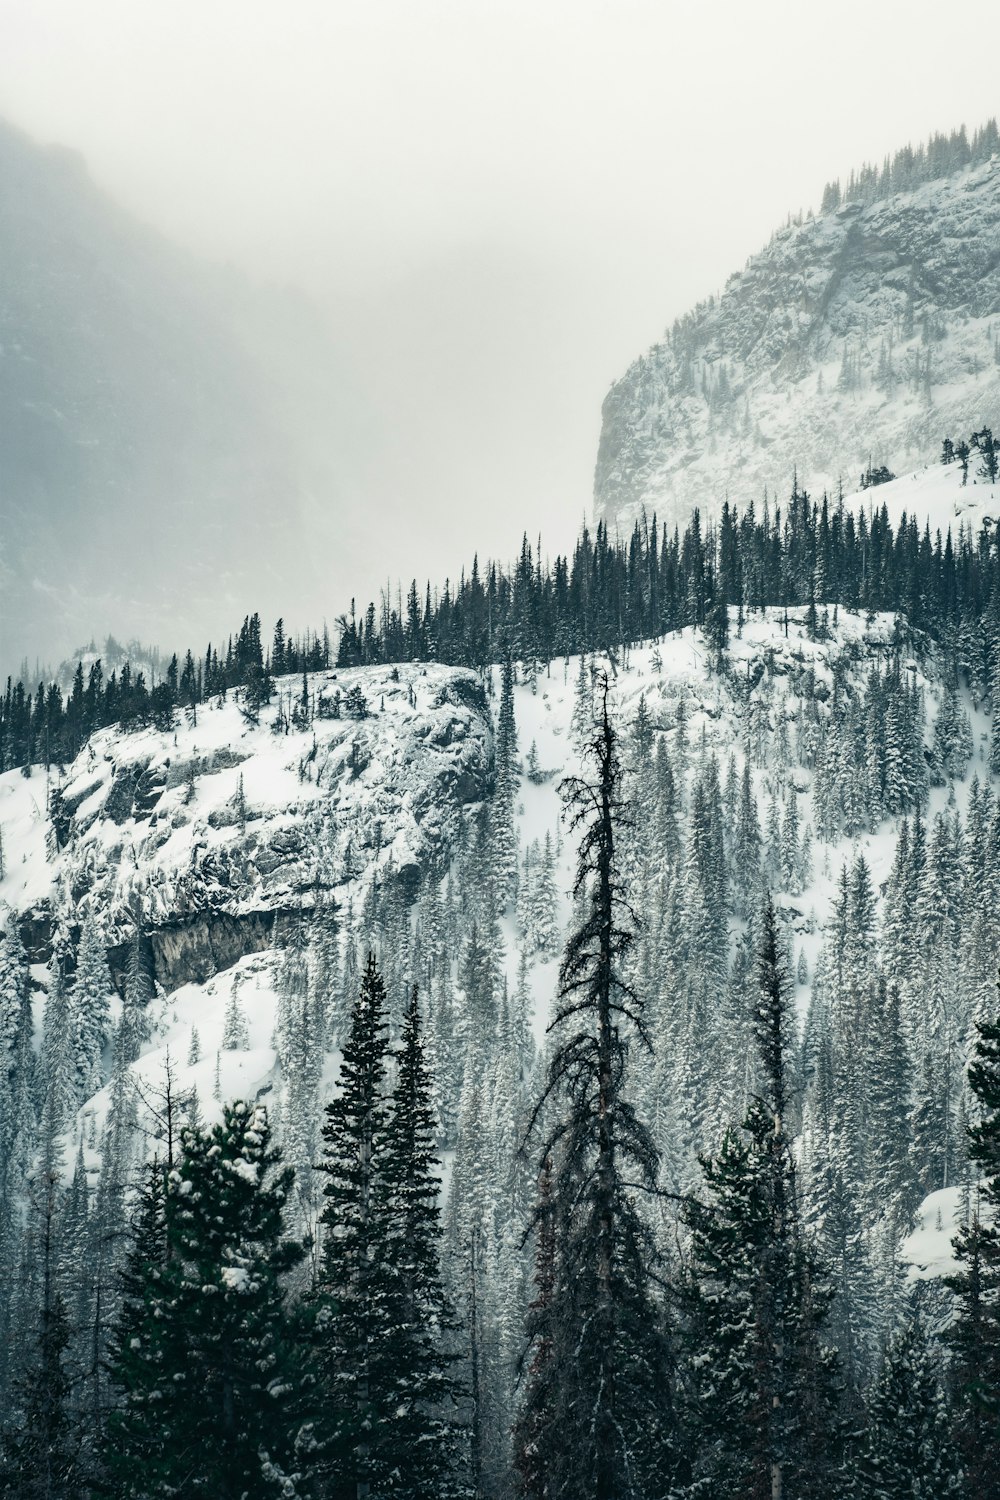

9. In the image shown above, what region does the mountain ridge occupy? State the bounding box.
[595,153,1000,534]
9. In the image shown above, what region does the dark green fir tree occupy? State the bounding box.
[680,897,842,1499]
[378,983,466,1498]
[517,675,679,1500]
[104,1103,306,1499]
[0,1167,81,1499]
[857,1298,959,1499]
[947,985,1000,1496]
[314,951,392,1496]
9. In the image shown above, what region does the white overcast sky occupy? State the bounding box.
[2,0,1000,611]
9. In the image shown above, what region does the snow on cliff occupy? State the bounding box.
[1,465,992,1282]
[595,158,1000,533]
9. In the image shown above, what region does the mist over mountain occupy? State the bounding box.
[0,117,365,675]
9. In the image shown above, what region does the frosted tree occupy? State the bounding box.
[0,1164,81,1496]
[39,960,78,1144]
[119,928,153,1070]
[310,891,339,1050]
[104,1104,305,1498]
[221,975,250,1050]
[781,787,802,893]
[857,1300,959,1498]
[681,898,843,1496]
[934,680,972,782]
[377,985,467,1497]
[71,911,112,1098]
[492,654,519,898]
[0,920,35,1194]
[947,990,1000,1492]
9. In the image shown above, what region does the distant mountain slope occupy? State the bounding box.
[0,119,352,674]
[595,153,1000,532]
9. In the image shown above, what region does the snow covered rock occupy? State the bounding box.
[596,157,1000,532]
[1,662,492,991]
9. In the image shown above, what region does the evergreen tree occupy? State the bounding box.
[102,1160,173,1496]
[378,984,466,1497]
[857,1299,959,1499]
[518,674,678,1499]
[513,1157,556,1499]
[0,918,35,1205]
[493,655,519,896]
[104,1104,306,1499]
[72,910,113,1099]
[680,897,842,1498]
[120,928,153,1069]
[314,952,392,1494]
[222,975,251,1050]
[947,986,1000,1494]
[0,1167,81,1498]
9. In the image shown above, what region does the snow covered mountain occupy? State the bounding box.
[5,455,1000,1489]
[595,153,1000,534]
[3,456,997,1289]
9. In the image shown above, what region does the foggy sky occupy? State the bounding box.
[3,0,1000,651]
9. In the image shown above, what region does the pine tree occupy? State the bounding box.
[104,1104,306,1499]
[0,1167,81,1498]
[120,928,153,1069]
[857,1299,959,1499]
[680,897,842,1498]
[314,951,392,1493]
[222,975,250,1050]
[514,1157,556,1499]
[378,984,466,1497]
[493,654,519,896]
[72,910,113,1098]
[517,673,678,1500]
[0,918,35,1204]
[102,1160,173,1495]
[947,984,1000,1493]
[39,958,78,1141]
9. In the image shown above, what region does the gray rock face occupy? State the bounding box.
[38,662,493,992]
[595,158,1000,533]
[149,910,281,993]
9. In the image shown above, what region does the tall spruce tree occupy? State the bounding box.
[857,1299,959,1498]
[102,1160,173,1497]
[314,951,392,1496]
[513,1157,557,1500]
[104,1103,306,1499]
[517,674,678,1499]
[0,1166,81,1498]
[680,896,842,1498]
[378,984,466,1498]
[947,984,1000,1495]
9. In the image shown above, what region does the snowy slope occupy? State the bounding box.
[1,473,992,1289]
[1,661,492,983]
[596,158,1000,533]
[842,456,999,537]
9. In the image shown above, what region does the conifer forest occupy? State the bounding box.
[3,32,1000,1496]
[4,435,1000,1495]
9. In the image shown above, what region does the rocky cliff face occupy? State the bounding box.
[1,662,492,991]
[595,157,1000,532]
